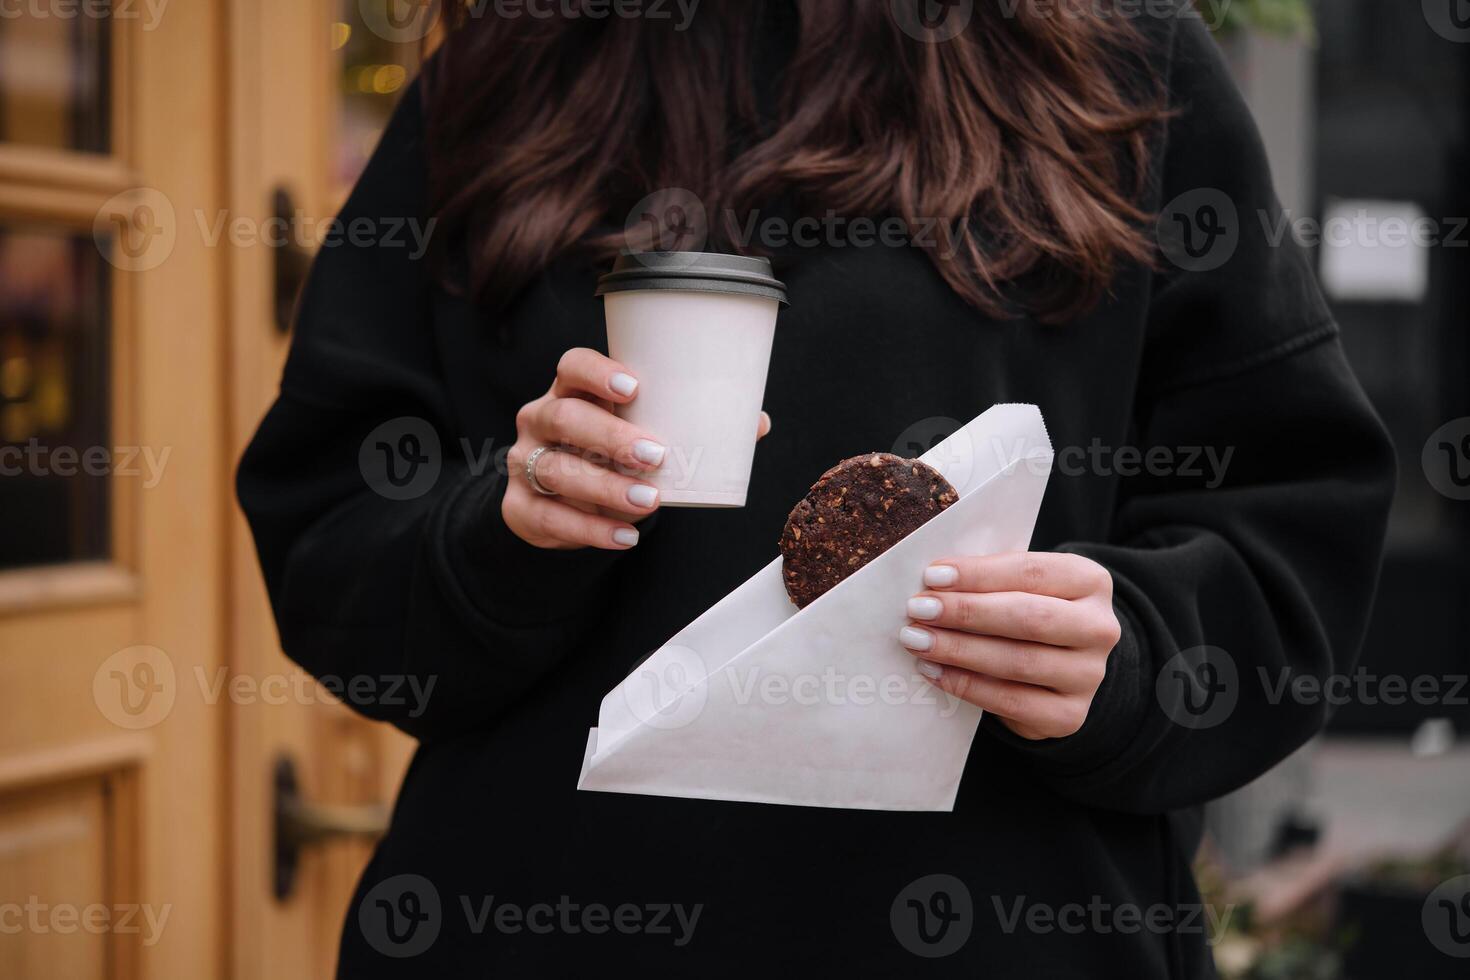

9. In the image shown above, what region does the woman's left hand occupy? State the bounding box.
[899,552,1122,741]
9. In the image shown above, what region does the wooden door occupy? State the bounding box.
[0,4,228,978]
[0,2,422,977]
[224,2,422,978]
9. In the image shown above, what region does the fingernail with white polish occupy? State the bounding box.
[626,484,659,509]
[924,564,959,588]
[609,373,639,397]
[907,597,942,621]
[916,660,943,680]
[899,626,934,652]
[612,528,640,547]
[632,440,666,466]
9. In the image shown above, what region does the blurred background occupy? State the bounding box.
[0,1,1466,977]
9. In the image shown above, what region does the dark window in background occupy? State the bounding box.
[0,11,113,571]
[334,1,422,190]
[0,228,112,570]
[0,9,110,153]
[1316,0,1470,732]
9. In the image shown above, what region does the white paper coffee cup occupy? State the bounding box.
[597,252,788,508]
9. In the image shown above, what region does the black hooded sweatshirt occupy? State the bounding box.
[237,11,1395,978]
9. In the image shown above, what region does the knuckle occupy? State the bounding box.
[570,464,610,503]
[1078,606,1119,649]
[499,487,524,522]
[1018,601,1053,638]
[945,555,978,581]
[946,669,976,704]
[993,686,1024,720]
[556,347,587,378]
[1058,700,1090,737]
[568,517,599,547]
[532,504,560,539]
[514,401,536,434]
[1090,564,1114,596]
[596,474,627,509]
[545,397,575,437]
[1019,555,1049,590]
[934,628,970,667]
[1011,644,1043,684]
[956,596,983,631]
[932,629,963,667]
[603,418,634,456]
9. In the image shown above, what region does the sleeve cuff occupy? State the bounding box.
[432,467,641,628]
[980,594,1149,778]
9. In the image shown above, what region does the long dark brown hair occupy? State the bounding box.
[424,0,1167,323]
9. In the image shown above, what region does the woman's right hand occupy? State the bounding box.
[503,347,770,551]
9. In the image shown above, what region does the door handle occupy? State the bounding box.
[273,755,389,901]
[270,185,312,334]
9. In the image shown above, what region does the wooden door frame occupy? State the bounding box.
[0,3,230,979]
[222,2,335,977]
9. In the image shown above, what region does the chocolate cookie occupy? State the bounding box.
[779,452,958,609]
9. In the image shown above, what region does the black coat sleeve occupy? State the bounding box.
[983,18,1397,813]
[236,77,627,741]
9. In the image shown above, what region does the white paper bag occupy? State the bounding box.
[577,404,1054,811]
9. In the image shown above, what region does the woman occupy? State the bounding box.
[239,2,1394,975]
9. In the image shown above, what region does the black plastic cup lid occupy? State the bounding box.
[595,251,789,306]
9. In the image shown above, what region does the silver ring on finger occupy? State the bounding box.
[524,445,560,497]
